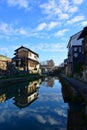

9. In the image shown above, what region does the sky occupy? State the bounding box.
[0,0,87,65]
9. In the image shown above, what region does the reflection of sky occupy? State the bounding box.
[0,78,68,130]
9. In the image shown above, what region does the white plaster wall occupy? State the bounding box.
[28,53,38,61]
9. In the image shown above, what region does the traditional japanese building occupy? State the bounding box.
[78,26,87,80]
[67,31,83,75]
[12,46,40,73]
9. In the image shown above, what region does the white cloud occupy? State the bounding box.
[0,22,13,34]
[47,21,59,30]
[31,43,67,52]
[35,115,46,124]
[36,23,47,31]
[18,110,27,117]
[39,0,83,20]
[59,0,69,11]
[55,109,67,117]
[38,92,63,102]
[0,22,28,36]
[58,13,69,20]
[81,21,87,26]
[0,22,49,39]
[7,0,29,9]
[40,0,56,14]
[34,114,59,125]
[72,0,83,5]
[36,22,59,31]
[0,47,9,53]
[47,116,58,125]
[67,15,84,24]
[16,28,27,35]
[55,29,68,37]
[40,0,68,20]
[34,114,60,126]
[68,6,78,13]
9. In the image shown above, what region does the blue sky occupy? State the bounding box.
[0,0,87,65]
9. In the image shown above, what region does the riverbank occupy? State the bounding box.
[0,74,44,87]
[60,73,87,102]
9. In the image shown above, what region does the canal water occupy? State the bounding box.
[0,77,87,130]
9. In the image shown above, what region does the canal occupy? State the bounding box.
[0,76,87,130]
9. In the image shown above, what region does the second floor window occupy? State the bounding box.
[74,53,78,58]
[29,52,32,57]
[74,47,77,52]
[34,55,37,59]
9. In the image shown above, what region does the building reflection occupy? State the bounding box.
[14,80,41,108]
[42,77,54,87]
[61,85,87,130]
[0,79,42,108]
[67,102,87,130]
[0,93,6,103]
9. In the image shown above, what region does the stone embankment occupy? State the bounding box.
[61,74,87,102]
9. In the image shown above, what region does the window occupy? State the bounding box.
[74,47,77,51]
[29,52,32,57]
[74,53,78,57]
[79,47,81,53]
[34,55,37,59]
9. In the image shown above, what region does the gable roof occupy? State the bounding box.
[15,46,39,57]
[78,26,87,39]
[67,31,82,48]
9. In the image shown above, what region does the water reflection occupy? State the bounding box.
[61,84,87,130]
[14,80,41,109]
[0,79,41,108]
[42,76,54,87]
[0,77,69,130]
[67,102,87,130]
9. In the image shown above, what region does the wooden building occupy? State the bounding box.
[12,46,40,73]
